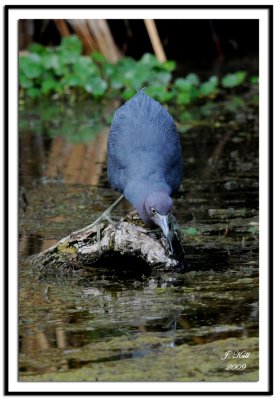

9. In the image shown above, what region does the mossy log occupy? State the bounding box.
[31,216,185,278]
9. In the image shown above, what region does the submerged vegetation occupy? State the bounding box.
[19,35,258,106]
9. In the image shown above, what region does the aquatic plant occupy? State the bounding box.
[19,35,257,106]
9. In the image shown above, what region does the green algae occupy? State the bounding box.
[20,336,258,382]
[57,241,77,254]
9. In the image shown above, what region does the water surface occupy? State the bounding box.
[19,87,259,381]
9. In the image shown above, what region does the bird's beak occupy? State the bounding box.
[155,213,173,254]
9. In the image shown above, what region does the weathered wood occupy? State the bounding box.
[67,20,100,54]
[31,216,185,278]
[54,19,70,37]
[144,19,166,62]
[87,20,121,63]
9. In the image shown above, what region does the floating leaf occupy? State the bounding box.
[248,226,259,234]
[183,227,198,236]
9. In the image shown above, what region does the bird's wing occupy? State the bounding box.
[164,154,183,193]
[107,150,128,193]
[107,90,183,193]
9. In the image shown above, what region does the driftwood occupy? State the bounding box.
[31,216,185,279]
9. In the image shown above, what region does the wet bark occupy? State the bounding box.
[31,216,185,278]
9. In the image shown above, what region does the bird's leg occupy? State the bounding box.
[76,194,124,253]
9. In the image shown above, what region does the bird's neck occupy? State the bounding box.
[124,183,170,225]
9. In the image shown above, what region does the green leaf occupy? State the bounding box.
[122,87,136,100]
[19,54,43,79]
[28,42,47,55]
[26,87,41,98]
[180,111,194,122]
[104,63,115,77]
[122,65,155,90]
[41,79,60,94]
[174,78,192,91]
[19,73,33,88]
[58,35,83,64]
[110,75,125,89]
[177,91,191,105]
[199,76,218,97]
[250,75,259,85]
[174,75,200,104]
[84,77,108,97]
[248,226,259,234]
[73,56,99,83]
[139,53,159,68]
[221,71,247,88]
[153,71,171,85]
[183,227,198,236]
[60,35,82,53]
[91,51,107,64]
[185,73,200,86]
[42,53,58,69]
[63,74,82,87]
[144,86,174,102]
[160,60,176,72]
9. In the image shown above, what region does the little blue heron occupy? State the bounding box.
[86,89,183,253]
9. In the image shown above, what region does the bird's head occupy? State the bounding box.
[144,191,174,252]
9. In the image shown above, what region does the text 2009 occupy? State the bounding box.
[225,363,246,370]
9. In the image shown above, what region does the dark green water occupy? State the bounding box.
[19,86,259,381]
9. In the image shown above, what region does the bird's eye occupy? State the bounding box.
[150,207,156,215]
